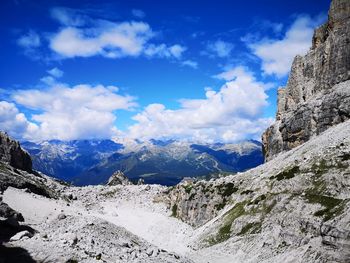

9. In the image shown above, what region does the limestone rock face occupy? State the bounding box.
[106,170,132,186]
[263,0,350,161]
[0,132,32,172]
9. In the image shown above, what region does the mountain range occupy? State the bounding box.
[21,139,263,186]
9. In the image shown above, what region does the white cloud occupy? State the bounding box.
[214,67,273,91]
[246,15,325,77]
[204,40,234,58]
[0,101,38,140]
[10,83,137,141]
[181,60,198,69]
[48,8,186,60]
[144,44,186,59]
[17,30,41,48]
[47,67,64,78]
[132,9,145,19]
[50,22,153,58]
[128,67,272,142]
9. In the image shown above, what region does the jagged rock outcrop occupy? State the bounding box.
[0,132,32,172]
[166,180,239,227]
[106,170,132,186]
[262,0,350,161]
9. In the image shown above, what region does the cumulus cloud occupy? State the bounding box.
[245,14,325,77]
[48,7,186,60]
[0,101,38,140]
[204,40,234,58]
[144,44,186,59]
[50,22,153,58]
[181,60,198,69]
[10,82,136,141]
[128,67,272,142]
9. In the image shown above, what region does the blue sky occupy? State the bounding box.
[0,0,330,142]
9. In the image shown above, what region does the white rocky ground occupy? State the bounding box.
[2,120,350,263]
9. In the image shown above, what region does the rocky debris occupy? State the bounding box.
[0,132,62,200]
[137,178,145,185]
[165,120,350,262]
[0,196,24,222]
[165,180,238,227]
[10,214,191,263]
[0,162,59,199]
[106,170,133,186]
[262,0,350,161]
[0,131,32,172]
[9,230,33,241]
[57,213,66,220]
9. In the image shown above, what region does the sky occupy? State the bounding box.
[0,0,330,143]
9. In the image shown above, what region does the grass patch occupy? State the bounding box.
[214,202,226,211]
[183,184,193,194]
[311,159,328,176]
[340,153,350,161]
[238,222,262,235]
[207,201,247,245]
[216,183,239,197]
[305,194,345,221]
[241,189,254,195]
[171,204,178,217]
[248,194,266,205]
[270,166,300,181]
[206,193,279,247]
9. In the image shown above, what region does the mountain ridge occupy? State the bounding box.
[21,138,263,186]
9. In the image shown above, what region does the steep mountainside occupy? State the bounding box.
[166,120,350,263]
[0,132,32,173]
[22,139,263,186]
[262,0,350,161]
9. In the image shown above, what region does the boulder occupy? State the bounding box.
[106,171,132,186]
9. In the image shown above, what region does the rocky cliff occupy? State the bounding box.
[262,0,350,161]
[0,132,32,172]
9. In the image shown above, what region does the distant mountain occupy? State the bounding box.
[21,139,123,182]
[22,139,263,186]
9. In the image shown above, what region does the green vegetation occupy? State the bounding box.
[183,184,193,194]
[241,189,254,195]
[310,159,329,176]
[305,194,345,221]
[211,183,240,212]
[214,202,226,211]
[248,194,266,205]
[189,193,196,200]
[340,153,350,161]
[206,191,279,246]
[171,204,178,217]
[270,166,300,181]
[216,182,239,197]
[208,201,247,245]
[238,222,262,235]
[310,157,349,177]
